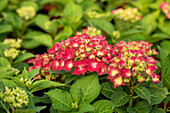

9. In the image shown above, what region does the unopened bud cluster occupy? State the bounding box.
[76,26,101,37]
[4,48,20,59]
[16,6,36,20]
[160,2,170,19]
[0,87,29,108]
[3,39,22,60]
[111,8,142,23]
[3,39,22,48]
[87,11,110,19]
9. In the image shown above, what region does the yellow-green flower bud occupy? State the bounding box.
[0,92,4,98]
[16,6,36,20]
[72,102,78,109]
[112,31,120,39]
[4,48,20,59]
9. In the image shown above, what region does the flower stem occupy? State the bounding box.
[129,79,135,107]
[0,101,10,113]
[10,104,15,113]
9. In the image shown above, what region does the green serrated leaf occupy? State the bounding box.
[29,80,65,92]
[45,88,73,111]
[111,91,130,108]
[22,67,29,79]
[160,40,170,54]
[92,100,113,113]
[126,106,137,113]
[70,74,101,104]
[134,85,151,103]
[101,82,123,99]
[150,107,166,113]
[116,106,128,113]
[78,102,95,113]
[134,101,152,113]
[28,68,40,79]
[90,19,114,36]
[158,46,170,89]
[149,87,167,105]
[13,52,35,64]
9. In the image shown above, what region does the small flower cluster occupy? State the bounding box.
[20,77,32,88]
[76,26,101,37]
[0,87,29,108]
[16,6,36,20]
[160,2,170,19]
[111,8,142,23]
[3,39,22,60]
[107,41,159,87]
[28,33,114,80]
[3,38,22,48]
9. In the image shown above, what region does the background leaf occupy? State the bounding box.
[0,0,8,12]
[0,57,10,67]
[29,80,65,92]
[13,52,35,64]
[149,86,167,105]
[64,1,83,22]
[158,46,170,89]
[90,19,114,36]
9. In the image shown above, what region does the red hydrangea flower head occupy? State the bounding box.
[28,33,114,80]
[160,2,170,19]
[106,41,160,87]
